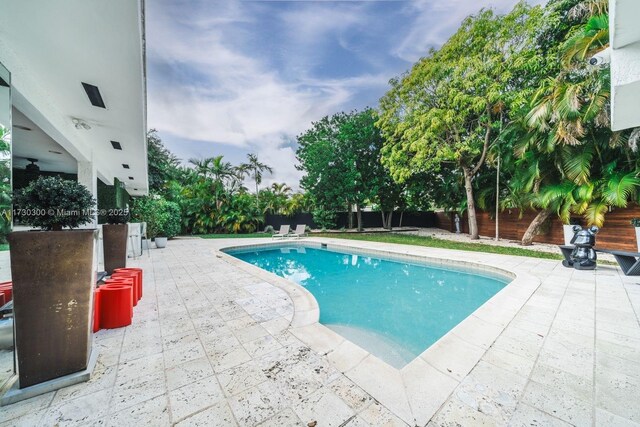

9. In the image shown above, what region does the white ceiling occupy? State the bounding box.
[0,0,148,195]
[12,108,78,174]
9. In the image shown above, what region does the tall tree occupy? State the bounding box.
[296,109,388,231]
[239,153,273,209]
[147,129,180,195]
[377,4,545,239]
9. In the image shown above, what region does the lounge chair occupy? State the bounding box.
[288,224,307,238]
[272,225,290,239]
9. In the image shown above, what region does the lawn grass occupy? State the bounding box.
[197,233,271,239]
[0,243,8,252]
[312,232,564,260]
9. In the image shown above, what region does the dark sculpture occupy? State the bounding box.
[565,225,599,270]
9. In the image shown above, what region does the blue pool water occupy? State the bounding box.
[228,245,510,368]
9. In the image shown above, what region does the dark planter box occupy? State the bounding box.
[102,224,128,274]
[8,229,97,388]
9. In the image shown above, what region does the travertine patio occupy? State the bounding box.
[1,236,639,426]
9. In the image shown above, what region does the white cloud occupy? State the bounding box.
[394,0,547,62]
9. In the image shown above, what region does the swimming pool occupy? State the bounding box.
[227,244,510,368]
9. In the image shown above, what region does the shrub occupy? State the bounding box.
[312,207,336,230]
[106,209,130,225]
[131,196,181,239]
[632,218,640,227]
[13,176,95,231]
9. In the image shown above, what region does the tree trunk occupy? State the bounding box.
[381,211,387,229]
[356,204,363,232]
[399,210,404,228]
[462,167,479,240]
[387,211,393,231]
[521,209,553,246]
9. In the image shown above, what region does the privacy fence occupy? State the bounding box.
[267,207,640,252]
[265,211,438,230]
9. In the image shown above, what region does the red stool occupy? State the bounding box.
[112,271,142,302]
[93,288,101,333]
[105,277,137,307]
[0,281,12,302]
[0,293,5,307]
[99,284,133,329]
[113,268,143,300]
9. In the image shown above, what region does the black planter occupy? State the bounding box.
[8,229,97,388]
[102,224,128,274]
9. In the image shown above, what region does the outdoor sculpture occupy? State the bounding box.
[569,225,599,270]
[454,214,461,234]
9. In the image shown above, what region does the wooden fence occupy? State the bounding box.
[436,207,640,252]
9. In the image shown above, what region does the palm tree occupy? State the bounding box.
[239,153,273,210]
[188,156,236,209]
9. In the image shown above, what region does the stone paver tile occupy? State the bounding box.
[507,402,572,426]
[51,361,118,404]
[483,346,536,378]
[169,376,225,423]
[174,400,238,426]
[208,344,253,373]
[228,380,290,426]
[257,407,304,427]
[115,352,164,384]
[293,387,356,427]
[596,364,640,423]
[166,356,215,391]
[41,388,111,426]
[421,334,486,381]
[327,339,369,374]
[595,407,640,427]
[242,334,283,357]
[217,359,269,397]
[109,372,167,414]
[402,357,458,425]
[530,362,592,402]
[359,401,409,427]
[521,380,592,426]
[106,394,170,426]
[327,375,373,413]
[346,355,412,425]
[429,393,504,427]
[0,391,54,424]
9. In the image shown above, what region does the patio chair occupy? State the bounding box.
[288,224,307,238]
[272,225,290,239]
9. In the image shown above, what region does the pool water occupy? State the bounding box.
[228,245,510,368]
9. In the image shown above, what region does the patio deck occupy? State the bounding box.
[1,237,639,426]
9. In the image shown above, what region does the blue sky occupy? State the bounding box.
[147,0,543,190]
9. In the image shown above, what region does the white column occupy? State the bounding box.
[77,159,97,228]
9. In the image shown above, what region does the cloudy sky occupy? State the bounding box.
[146,0,543,190]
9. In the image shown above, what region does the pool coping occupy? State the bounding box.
[216,238,542,426]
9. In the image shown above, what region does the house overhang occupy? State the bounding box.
[0,0,148,196]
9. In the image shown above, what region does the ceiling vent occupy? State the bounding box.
[81,82,106,108]
[110,140,122,150]
[122,164,130,169]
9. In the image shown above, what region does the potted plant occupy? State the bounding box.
[9,176,97,388]
[631,218,640,252]
[130,196,180,249]
[102,209,130,274]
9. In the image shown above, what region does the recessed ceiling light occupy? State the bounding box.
[48,150,63,155]
[128,176,134,180]
[110,140,122,150]
[14,125,32,131]
[122,164,130,169]
[81,82,106,108]
[133,188,138,191]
